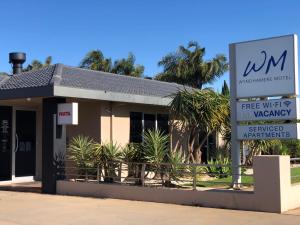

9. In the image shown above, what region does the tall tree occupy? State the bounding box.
[170,89,229,163]
[221,80,230,96]
[79,50,112,72]
[111,53,144,77]
[24,56,53,71]
[156,41,228,89]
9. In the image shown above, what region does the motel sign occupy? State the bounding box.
[235,35,298,98]
[231,34,299,141]
[229,34,299,186]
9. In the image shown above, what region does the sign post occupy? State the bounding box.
[229,34,298,188]
[229,44,242,187]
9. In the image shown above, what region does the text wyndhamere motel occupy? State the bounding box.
[1,34,300,212]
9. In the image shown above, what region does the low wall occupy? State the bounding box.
[56,156,300,213]
[57,181,255,210]
[289,184,300,210]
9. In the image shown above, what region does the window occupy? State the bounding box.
[130,112,142,143]
[129,112,169,143]
[157,114,169,135]
[144,114,155,132]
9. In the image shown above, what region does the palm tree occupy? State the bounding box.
[80,50,145,77]
[24,56,53,71]
[170,88,229,163]
[111,53,144,77]
[156,41,228,89]
[0,72,9,77]
[79,50,112,72]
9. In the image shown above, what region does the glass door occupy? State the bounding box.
[15,110,36,177]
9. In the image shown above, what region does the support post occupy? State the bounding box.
[229,44,242,188]
[97,164,100,182]
[42,97,65,194]
[192,166,197,191]
[118,162,122,182]
[141,163,146,186]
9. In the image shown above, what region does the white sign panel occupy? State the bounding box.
[57,103,78,125]
[237,123,300,140]
[237,98,299,121]
[235,34,298,98]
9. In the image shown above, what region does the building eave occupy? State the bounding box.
[0,86,54,100]
[54,85,172,106]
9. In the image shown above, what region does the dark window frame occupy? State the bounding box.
[129,112,169,143]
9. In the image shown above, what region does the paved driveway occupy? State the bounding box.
[0,191,299,225]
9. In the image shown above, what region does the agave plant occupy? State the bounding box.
[122,143,142,162]
[101,142,122,182]
[68,135,96,169]
[67,135,97,179]
[165,151,186,186]
[143,129,169,183]
[122,143,143,179]
[143,129,169,165]
[205,155,231,178]
[101,142,122,162]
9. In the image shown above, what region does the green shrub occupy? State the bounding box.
[143,129,169,166]
[142,129,169,184]
[167,151,186,182]
[101,142,122,162]
[122,143,142,162]
[68,135,96,170]
[281,140,300,157]
[101,142,122,182]
[122,143,143,180]
[205,155,231,178]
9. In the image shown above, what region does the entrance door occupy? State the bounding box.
[15,110,36,177]
[0,107,12,181]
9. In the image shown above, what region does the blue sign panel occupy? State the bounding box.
[237,98,298,122]
[237,123,300,140]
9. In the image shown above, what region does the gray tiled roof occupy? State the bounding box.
[0,65,56,90]
[0,74,9,83]
[0,64,189,98]
[60,66,187,97]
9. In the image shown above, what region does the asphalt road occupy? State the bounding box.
[0,191,299,225]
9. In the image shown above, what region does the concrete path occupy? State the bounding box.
[0,191,299,225]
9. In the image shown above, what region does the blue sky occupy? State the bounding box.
[0,0,300,92]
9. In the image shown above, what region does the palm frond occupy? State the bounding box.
[157,41,228,89]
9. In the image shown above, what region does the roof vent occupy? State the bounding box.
[9,52,26,74]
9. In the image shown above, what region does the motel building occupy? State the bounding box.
[0,52,199,193]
